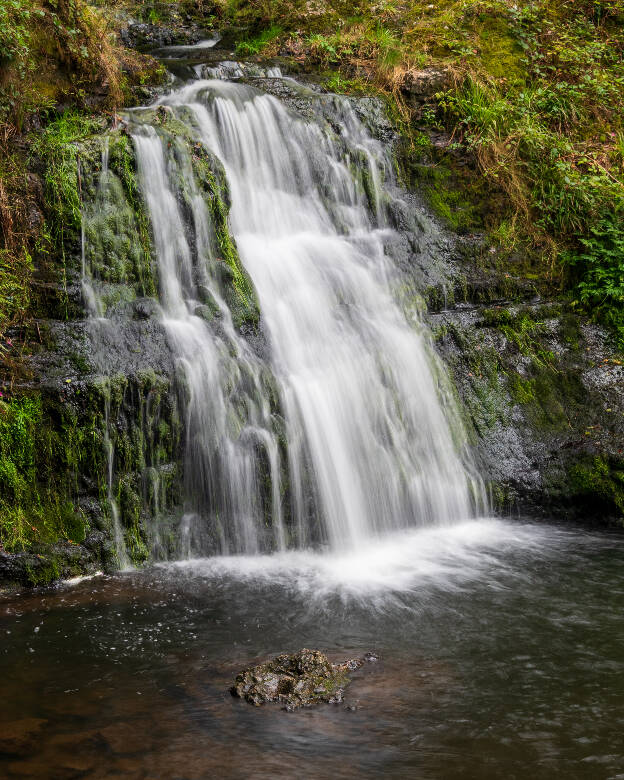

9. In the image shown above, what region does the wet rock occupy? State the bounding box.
[231,649,356,709]
[120,23,201,51]
[0,538,105,591]
[132,298,160,320]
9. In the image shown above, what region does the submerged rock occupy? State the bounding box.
[232,649,360,709]
[0,718,47,756]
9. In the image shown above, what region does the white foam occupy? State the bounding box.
[63,571,104,587]
[160,519,568,604]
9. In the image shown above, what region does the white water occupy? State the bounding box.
[131,124,285,555]
[160,519,573,608]
[88,74,489,558]
[103,396,132,570]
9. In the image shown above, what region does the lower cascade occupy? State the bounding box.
[82,74,487,561]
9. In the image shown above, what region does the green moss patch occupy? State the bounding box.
[567,455,624,521]
[0,393,99,553]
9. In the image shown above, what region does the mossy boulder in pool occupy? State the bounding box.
[232,648,355,709]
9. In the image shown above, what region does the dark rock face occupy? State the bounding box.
[427,261,624,524]
[0,533,109,592]
[232,649,355,709]
[120,23,201,51]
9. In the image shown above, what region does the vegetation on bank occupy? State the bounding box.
[0,0,164,343]
[204,0,624,346]
[0,0,163,557]
[0,393,100,553]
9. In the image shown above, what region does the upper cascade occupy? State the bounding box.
[84,74,487,559]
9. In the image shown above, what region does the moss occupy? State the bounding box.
[118,474,149,564]
[482,307,514,328]
[477,17,525,82]
[489,481,512,513]
[508,361,587,432]
[508,374,536,405]
[23,555,62,588]
[0,393,102,553]
[446,321,510,437]
[188,140,260,328]
[482,307,556,367]
[560,311,583,349]
[32,112,103,245]
[409,159,485,234]
[96,370,182,563]
[80,132,157,308]
[567,455,624,521]
[107,132,156,296]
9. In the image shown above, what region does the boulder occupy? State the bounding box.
[232,648,360,709]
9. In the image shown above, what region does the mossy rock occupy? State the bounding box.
[232,648,354,709]
[565,455,624,522]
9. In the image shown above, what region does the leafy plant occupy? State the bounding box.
[566,210,624,343]
[236,25,282,55]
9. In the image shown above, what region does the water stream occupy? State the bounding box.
[103,75,486,556]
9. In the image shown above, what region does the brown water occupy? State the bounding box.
[1,519,623,779]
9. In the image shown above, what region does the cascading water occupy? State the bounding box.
[85,72,487,560]
[130,122,285,555]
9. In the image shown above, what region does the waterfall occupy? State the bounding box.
[86,74,487,560]
[131,123,285,555]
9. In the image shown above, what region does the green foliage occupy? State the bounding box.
[0,248,32,342]
[84,132,156,300]
[565,209,624,344]
[568,455,624,518]
[323,72,369,94]
[0,394,94,552]
[0,3,55,129]
[0,396,41,503]
[236,25,282,55]
[32,111,101,246]
[0,0,34,71]
[367,25,402,67]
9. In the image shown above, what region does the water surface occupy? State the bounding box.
[2,519,623,779]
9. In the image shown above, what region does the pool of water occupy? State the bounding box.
[1,518,623,779]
